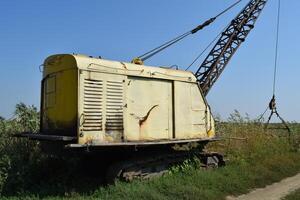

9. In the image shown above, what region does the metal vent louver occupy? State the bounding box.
[83,79,103,131]
[105,80,124,131]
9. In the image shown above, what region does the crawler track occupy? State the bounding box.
[106,151,225,183]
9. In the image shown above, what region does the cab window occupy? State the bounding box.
[44,75,56,108]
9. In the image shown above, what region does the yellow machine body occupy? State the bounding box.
[41,54,215,146]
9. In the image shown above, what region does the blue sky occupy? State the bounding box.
[0,0,299,121]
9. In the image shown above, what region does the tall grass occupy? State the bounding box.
[211,110,298,161]
[0,105,299,199]
[283,188,300,200]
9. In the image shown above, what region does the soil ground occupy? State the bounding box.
[226,173,300,200]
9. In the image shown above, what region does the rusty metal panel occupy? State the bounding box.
[78,71,125,144]
[174,82,208,139]
[42,54,216,146]
[125,77,172,141]
[41,60,78,136]
[206,106,215,138]
[44,75,56,108]
[68,54,196,83]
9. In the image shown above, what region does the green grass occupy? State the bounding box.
[283,188,300,200]
[0,106,299,199]
[70,154,300,200]
[2,151,300,200]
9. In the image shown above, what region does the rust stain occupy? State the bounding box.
[120,62,128,70]
[139,105,158,127]
[84,136,94,145]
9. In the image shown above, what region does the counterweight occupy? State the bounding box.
[195,0,268,96]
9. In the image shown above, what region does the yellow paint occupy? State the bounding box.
[207,129,214,138]
[125,77,173,141]
[41,54,216,145]
[131,57,144,65]
[42,55,78,136]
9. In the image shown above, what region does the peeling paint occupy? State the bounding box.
[41,54,215,145]
[139,105,158,127]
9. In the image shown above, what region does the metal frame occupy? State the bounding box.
[14,132,76,142]
[195,0,268,96]
[66,137,221,148]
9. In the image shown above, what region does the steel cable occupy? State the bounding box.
[272,0,281,96]
[137,0,242,62]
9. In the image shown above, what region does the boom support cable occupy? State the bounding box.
[195,0,268,96]
[185,25,228,71]
[131,0,242,64]
[185,32,221,71]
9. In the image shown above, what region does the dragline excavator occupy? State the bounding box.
[17,0,268,182]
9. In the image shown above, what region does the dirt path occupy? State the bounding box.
[226,173,300,200]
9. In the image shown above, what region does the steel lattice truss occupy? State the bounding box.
[195,0,268,96]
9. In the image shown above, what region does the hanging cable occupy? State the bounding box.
[257,105,269,122]
[272,0,280,96]
[131,0,242,64]
[259,0,290,133]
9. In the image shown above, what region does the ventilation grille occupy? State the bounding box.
[83,79,103,131]
[105,80,124,131]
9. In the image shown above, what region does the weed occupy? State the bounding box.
[283,188,300,200]
[168,157,202,174]
[0,104,299,199]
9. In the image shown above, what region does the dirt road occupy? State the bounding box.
[226,173,300,200]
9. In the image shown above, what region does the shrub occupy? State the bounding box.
[0,105,299,199]
[0,103,40,194]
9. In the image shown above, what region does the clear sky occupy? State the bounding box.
[0,0,299,122]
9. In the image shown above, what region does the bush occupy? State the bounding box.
[0,103,40,194]
[0,105,299,199]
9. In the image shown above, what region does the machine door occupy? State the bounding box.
[125,77,173,141]
[174,82,207,139]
